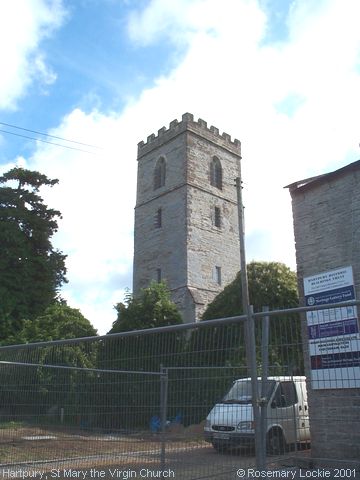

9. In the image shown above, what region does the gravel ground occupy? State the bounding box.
[0,426,311,480]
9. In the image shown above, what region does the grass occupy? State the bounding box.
[0,421,25,430]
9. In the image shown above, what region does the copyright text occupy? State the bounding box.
[236,468,358,479]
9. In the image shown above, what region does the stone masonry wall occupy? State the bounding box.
[133,113,241,322]
[290,167,360,463]
[133,126,188,295]
[186,128,240,318]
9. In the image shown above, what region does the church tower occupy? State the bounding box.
[133,113,241,322]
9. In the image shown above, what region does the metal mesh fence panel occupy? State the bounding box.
[0,321,249,479]
[0,304,359,479]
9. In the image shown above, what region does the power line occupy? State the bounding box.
[0,121,102,149]
[0,129,98,155]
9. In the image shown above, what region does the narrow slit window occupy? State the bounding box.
[156,268,162,283]
[155,208,162,228]
[214,266,222,285]
[214,206,221,228]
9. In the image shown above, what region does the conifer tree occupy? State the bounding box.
[0,167,67,340]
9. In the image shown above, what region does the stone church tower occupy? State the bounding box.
[133,113,241,322]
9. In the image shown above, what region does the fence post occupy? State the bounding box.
[260,306,270,468]
[246,305,263,470]
[160,364,168,469]
[236,177,262,469]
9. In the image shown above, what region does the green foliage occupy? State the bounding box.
[99,283,183,429]
[12,301,97,343]
[192,261,303,379]
[0,421,24,429]
[202,261,299,320]
[0,302,98,428]
[0,167,67,340]
[109,282,182,333]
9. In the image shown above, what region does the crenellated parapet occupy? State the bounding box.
[137,113,241,158]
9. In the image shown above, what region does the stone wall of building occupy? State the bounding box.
[289,164,360,463]
[133,113,241,322]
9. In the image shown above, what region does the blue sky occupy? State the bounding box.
[1,0,359,334]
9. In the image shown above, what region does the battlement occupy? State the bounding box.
[137,113,241,158]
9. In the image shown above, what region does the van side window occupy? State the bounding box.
[273,381,298,407]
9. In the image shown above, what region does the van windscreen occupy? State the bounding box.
[222,379,276,404]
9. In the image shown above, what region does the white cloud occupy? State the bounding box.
[128,0,267,49]
[122,0,360,291]
[31,54,58,87]
[0,0,66,109]
[3,0,360,334]
[29,108,137,330]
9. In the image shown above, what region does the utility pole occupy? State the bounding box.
[235,176,264,470]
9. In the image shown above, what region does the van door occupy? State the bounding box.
[296,381,310,442]
[268,380,299,444]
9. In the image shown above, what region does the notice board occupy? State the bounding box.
[304,266,360,389]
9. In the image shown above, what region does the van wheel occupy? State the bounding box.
[267,429,285,455]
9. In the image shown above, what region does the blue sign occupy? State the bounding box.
[305,285,355,307]
[308,317,359,340]
[304,266,360,389]
[311,351,360,370]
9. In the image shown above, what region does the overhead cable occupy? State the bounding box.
[0,121,102,149]
[0,129,97,154]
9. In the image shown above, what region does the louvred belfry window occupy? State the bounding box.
[210,156,222,189]
[154,157,166,190]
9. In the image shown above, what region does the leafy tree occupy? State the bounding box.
[0,167,67,340]
[191,261,301,373]
[12,300,97,343]
[202,261,298,319]
[100,282,183,429]
[182,262,302,423]
[0,302,97,427]
[109,281,182,333]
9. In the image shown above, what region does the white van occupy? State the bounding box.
[204,376,310,454]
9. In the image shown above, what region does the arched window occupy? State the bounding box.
[154,156,166,190]
[210,156,222,189]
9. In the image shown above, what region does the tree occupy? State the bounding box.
[202,261,299,320]
[190,261,301,373]
[109,281,182,333]
[0,301,98,427]
[0,167,67,340]
[181,262,302,424]
[13,300,97,343]
[101,282,183,429]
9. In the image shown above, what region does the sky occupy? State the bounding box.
[0,0,359,334]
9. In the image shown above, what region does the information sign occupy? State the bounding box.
[304,266,360,389]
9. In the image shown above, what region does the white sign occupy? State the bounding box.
[304,266,360,389]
